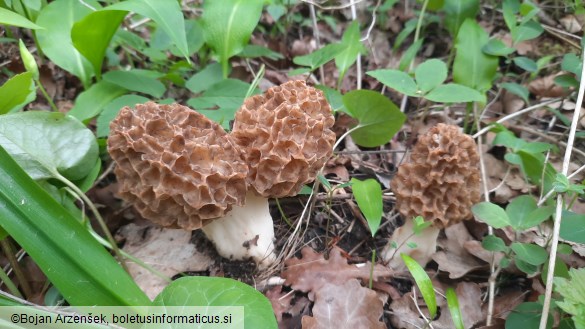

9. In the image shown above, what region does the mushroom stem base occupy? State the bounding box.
[201,192,275,268]
[381,218,440,271]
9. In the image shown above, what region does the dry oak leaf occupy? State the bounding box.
[282,247,392,300]
[301,279,385,329]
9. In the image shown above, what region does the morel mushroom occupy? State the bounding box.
[202,80,336,265]
[382,123,481,270]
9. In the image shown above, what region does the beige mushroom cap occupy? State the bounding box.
[231,80,336,198]
[107,102,248,230]
[391,123,481,228]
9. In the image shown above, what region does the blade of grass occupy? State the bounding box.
[446,287,465,329]
[401,253,437,319]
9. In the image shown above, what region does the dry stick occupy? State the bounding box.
[539,49,585,329]
[309,4,324,85]
[349,0,362,90]
[301,0,364,10]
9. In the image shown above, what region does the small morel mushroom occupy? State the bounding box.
[202,80,336,266]
[382,123,481,270]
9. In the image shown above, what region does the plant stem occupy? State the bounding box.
[36,80,59,112]
[369,249,376,289]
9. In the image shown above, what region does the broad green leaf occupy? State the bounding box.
[0,145,150,306]
[107,0,189,60]
[266,3,286,21]
[293,43,345,71]
[401,254,437,319]
[453,19,497,93]
[560,211,585,243]
[501,82,529,102]
[471,202,510,228]
[513,56,537,72]
[506,302,552,329]
[72,9,126,81]
[399,38,424,71]
[511,242,548,266]
[103,69,166,98]
[240,44,285,60]
[188,79,259,130]
[482,235,508,252]
[0,111,98,181]
[424,83,485,103]
[153,276,277,328]
[512,20,543,44]
[186,62,226,93]
[366,69,418,96]
[554,74,579,88]
[0,72,35,114]
[482,38,516,56]
[561,53,583,78]
[517,150,557,193]
[36,0,96,88]
[515,258,538,275]
[443,0,479,36]
[0,7,43,29]
[201,0,264,78]
[506,195,536,230]
[335,21,366,84]
[516,206,553,230]
[350,178,383,236]
[342,90,406,147]
[493,130,525,151]
[69,80,128,122]
[315,85,346,113]
[96,95,150,138]
[446,288,465,329]
[415,59,448,93]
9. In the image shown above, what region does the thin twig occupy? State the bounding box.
[539,48,585,329]
[309,4,324,85]
[349,0,362,89]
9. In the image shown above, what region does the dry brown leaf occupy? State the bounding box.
[455,282,485,328]
[389,291,454,329]
[282,247,392,300]
[528,74,571,98]
[266,286,292,323]
[433,223,485,278]
[301,279,385,329]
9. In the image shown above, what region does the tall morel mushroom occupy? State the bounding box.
[107,81,336,268]
[382,123,481,270]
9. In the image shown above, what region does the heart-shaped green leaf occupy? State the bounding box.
[153,276,277,328]
[0,111,98,181]
[342,90,406,147]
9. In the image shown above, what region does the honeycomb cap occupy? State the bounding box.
[108,102,248,230]
[391,124,481,228]
[230,80,336,198]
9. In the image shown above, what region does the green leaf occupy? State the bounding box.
[401,254,437,319]
[0,145,149,306]
[443,0,479,36]
[501,82,529,102]
[506,195,536,230]
[342,90,406,147]
[201,0,264,78]
[335,21,366,84]
[515,258,538,275]
[482,235,508,252]
[152,276,277,328]
[513,56,538,72]
[188,79,258,130]
[482,38,516,56]
[107,0,189,60]
[366,69,418,96]
[510,242,548,266]
[554,268,585,326]
[399,38,424,71]
[0,72,35,114]
[68,80,128,122]
[471,202,510,228]
[517,150,557,193]
[452,19,498,93]
[0,7,44,29]
[516,206,553,230]
[96,94,150,138]
[103,69,166,98]
[512,20,543,44]
[415,59,448,93]
[186,62,226,93]
[350,178,383,236]
[554,74,579,88]
[240,44,284,60]
[424,83,485,103]
[71,9,126,81]
[560,211,585,243]
[266,3,286,21]
[293,43,345,71]
[36,0,96,88]
[446,288,465,329]
[18,40,39,80]
[0,111,98,181]
[315,85,346,113]
[506,302,552,329]
[561,53,583,78]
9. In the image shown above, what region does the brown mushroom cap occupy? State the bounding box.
[392,123,481,228]
[230,80,336,198]
[108,102,248,230]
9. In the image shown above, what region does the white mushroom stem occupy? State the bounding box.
[201,192,276,268]
[381,218,440,271]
